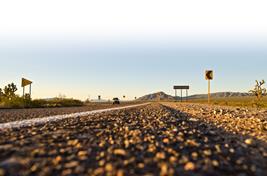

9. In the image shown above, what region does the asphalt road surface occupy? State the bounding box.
[0,103,266,176]
[0,103,140,124]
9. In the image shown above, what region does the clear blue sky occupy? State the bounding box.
[0,1,266,100]
[0,39,266,100]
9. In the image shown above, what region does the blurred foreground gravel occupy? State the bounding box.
[0,103,266,176]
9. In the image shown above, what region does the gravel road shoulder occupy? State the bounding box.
[162,102,267,142]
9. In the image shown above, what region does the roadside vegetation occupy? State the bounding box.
[249,80,267,108]
[0,83,84,108]
[189,80,267,109]
[188,96,267,108]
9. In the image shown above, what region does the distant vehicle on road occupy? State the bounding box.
[112,98,120,104]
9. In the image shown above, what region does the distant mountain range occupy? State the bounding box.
[138,91,251,101]
[187,92,251,99]
[138,91,176,101]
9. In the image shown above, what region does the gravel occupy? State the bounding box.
[163,102,267,142]
[0,103,266,176]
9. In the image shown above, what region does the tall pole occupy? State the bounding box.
[208,80,211,104]
[181,89,182,102]
[29,84,32,99]
[186,89,188,102]
[23,86,25,99]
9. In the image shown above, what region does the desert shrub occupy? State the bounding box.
[249,80,267,108]
[85,98,91,104]
[51,98,84,107]
[30,98,84,108]
[0,88,3,102]
[0,83,84,108]
[0,83,24,108]
[29,99,49,108]
[1,96,25,108]
[2,83,18,100]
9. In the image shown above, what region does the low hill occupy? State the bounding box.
[138,91,176,101]
[187,92,251,99]
[138,91,251,101]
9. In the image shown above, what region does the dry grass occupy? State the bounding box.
[187,96,267,108]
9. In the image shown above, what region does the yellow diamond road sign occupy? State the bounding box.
[21,78,32,87]
[205,70,213,80]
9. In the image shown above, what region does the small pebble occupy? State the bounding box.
[184,162,196,171]
[114,149,127,156]
[245,139,253,145]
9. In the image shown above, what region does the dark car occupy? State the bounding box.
[112,98,120,104]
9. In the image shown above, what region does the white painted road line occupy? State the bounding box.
[0,103,150,130]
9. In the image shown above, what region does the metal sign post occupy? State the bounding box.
[205,70,213,104]
[29,84,32,98]
[180,89,182,102]
[208,80,211,104]
[23,86,25,99]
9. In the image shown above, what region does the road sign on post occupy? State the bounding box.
[173,85,190,102]
[21,78,33,99]
[205,70,213,80]
[205,70,213,104]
